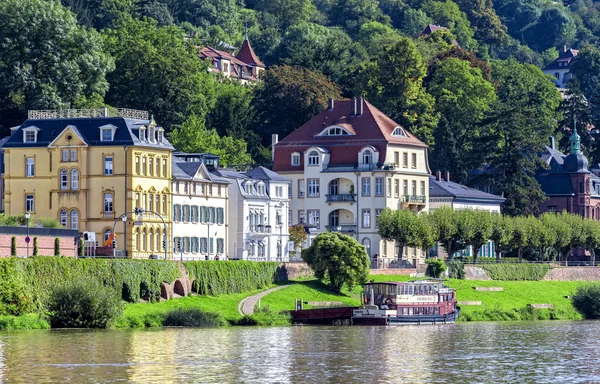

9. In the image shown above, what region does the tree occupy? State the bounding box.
[103,17,209,131]
[509,216,530,263]
[301,232,370,292]
[254,0,316,31]
[477,60,562,216]
[427,58,496,183]
[538,213,559,261]
[429,207,459,261]
[398,8,432,37]
[61,0,135,29]
[583,219,600,265]
[452,0,509,48]
[489,214,513,263]
[168,113,253,167]
[355,38,438,146]
[329,0,389,36]
[558,81,595,160]
[420,0,477,50]
[522,8,576,52]
[467,211,494,263]
[289,224,308,255]
[251,65,342,146]
[0,0,114,134]
[377,209,423,261]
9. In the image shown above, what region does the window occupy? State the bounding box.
[26,194,34,212]
[139,128,146,142]
[149,158,153,176]
[362,150,372,165]
[70,169,79,190]
[291,153,301,166]
[394,179,399,197]
[412,180,417,196]
[24,130,36,143]
[548,206,558,212]
[308,179,320,197]
[387,178,392,197]
[70,210,78,230]
[403,153,408,168]
[411,153,417,169]
[362,177,370,196]
[420,181,425,196]
[104,193,113,212]
[101,128,113,141]
[135,156,140,174]
[394,152,399,166]
[217,238,224,254]
[26,158,34,177]
[148,126,155,143]
[555,72,560,80]
[299,210,306,224]
[308,210,320,226]
[276,186,283,197]
[403,180,408,196]
[61,150,69,162]
[60,210,68,228]
[149,194,154,213]
[60,169,68,190]
[308,151,319,165]
[319,126,352,136]
[70,149,76,162]
[156,157,160,176]
[162,159,167,176]
[375,209,382,227]
[142,157,147,175]
[362,209,371,228]
[142,229,147,251]
[105,229,113,244]
[375,178,384,196]
[104,156,113,175]
[288,211,292,226]
[298,180,305,198]
[392,126,407,137]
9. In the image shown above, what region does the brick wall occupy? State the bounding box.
[0,226,79,257]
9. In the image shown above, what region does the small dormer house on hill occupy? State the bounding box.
[273,97,431,266]
[198,38,266,84]
[543,47,579,89]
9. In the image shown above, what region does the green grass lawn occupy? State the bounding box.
[257,280,362,311]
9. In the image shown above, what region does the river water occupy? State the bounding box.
[0,321,599,383]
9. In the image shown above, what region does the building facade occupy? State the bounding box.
[273,97,431,264]
[542,48,578,89]
[171,153,229,260]
[2,109,174,259]
[214,167,290,261]
[198,39,266,83]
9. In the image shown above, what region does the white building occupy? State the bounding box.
[273,97,431,265]
[542,48,578,89]
[214,166,291,261]
[171,153,229,260]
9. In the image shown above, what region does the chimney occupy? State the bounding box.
[357,96,363,116]
[102,107,108,117]
[328,97,334,111]
[352,97,357,117]
[271,134,278,162]
[564,44,567,53]
[550,136,555,150]
[436,170,442,181]
[445,171,450,182]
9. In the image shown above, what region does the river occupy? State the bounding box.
[0,321,598,383]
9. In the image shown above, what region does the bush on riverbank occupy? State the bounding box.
[460,306,579,321]
[232,306,291,326]
[0,313,50,330]
[47,279,123,328]
[480,264,552,281]
[163,308,227,327]
[184,261,282,295]
[572,284,600,319]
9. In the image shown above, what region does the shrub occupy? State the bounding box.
[34,217,61,229]
[54,238,60,256]
[185,261,282,295]
[163,308,226,327]
[47,279,124,328]
[572,284,600,319]
[33,237,38,256]
[425,258,446,278]
[480,264,552,281]
[11,237,16,256]
[446,261,465,279]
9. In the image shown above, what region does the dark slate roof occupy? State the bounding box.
[429,176,505,203]
[0,136,10,149]
[543,49,579,71]
[3,117,175,150]
[244,166,290,182]
[541,145,566,165]
[212,168,248,179]
[173,161,229,183]
[537,174,574,196]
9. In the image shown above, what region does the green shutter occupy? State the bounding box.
[210,238,214,253]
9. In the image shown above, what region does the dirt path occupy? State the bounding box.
[238,285,292,316]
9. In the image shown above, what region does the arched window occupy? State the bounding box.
[245,182,253,194]
[59,210,68,228]
[70,210,78,230]
[142,228,147,251]
[156,228,161,252]
[70,169,79,190]
[104,229,112,243]
[362,238,371,256]
[60,169,68,190]
[318,126,352,136]
[392,126,407,137]
[135,228,140,251]
[149,228,154,251]
[362,150,372,165]
[308,151,319,165]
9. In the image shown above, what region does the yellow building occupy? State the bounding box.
[2,109,175,259]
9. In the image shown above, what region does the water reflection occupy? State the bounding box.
[1,322,600,383]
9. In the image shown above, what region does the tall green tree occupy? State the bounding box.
[489,214,513,262]
[302,232,370,292]
[427,58,496,183]
[354,38,439,146]
[477,59,562,216]
[377,209,423,261]
[421,0,477,50]
[429,207,460,261]
[329,0,389,36]
[0,0,114,134]
[509,216,530,263]
[253,0,316,31]
[467,211,494,263]
[61,0,135,29]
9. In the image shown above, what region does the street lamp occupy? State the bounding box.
[25,211,31,258]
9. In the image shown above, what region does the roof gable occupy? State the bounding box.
[48,125,89,148]
[236,39,265,68]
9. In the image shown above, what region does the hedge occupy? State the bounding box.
[0,257,181,316]
[184,261,282,296]
[480,264,552,281]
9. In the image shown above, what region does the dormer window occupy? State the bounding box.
[362,150,372,165]
[392,126,408,137]
[99,124,116,142]
[308,151,319,165]
[22,127,39,143]
[157,129,164,144]
[245,182,253,194]
[317,126,353,136]
[139,127,146,142]
[148,126,155,143]
[291,152,301,166]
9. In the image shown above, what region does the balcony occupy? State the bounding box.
[102,212,115,219]
[248,225,272,237]
[401,195,426,204]
[326,224,357,233]
[326,194,356,203]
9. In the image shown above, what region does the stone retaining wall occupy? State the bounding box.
[543,267,600,281]
[464,266,491,280]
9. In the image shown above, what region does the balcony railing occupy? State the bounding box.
[102,212,115,219]
[248,225,272,235]
[28,108,149,120]
[401,195,427,204]
[326,194,356,202]
[326,224,357,233]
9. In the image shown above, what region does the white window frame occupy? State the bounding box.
[375,178,384,196]
[104,156,113,175]
[392,126,407,137]
[362,209,371,228]
[23,127,39,143]
[308,151,319,166]
[26,158,34,177]
[298,180,305,198]
[70,169,79,190]
[60,210,68,228]
[362,177,370,196]
[25,194,34,212]
[307,179,319,197]
[291,152,301,166]
[100,127,114,142]
[70,210,79,230]
[362,150,372,165]
[60,169,68,190]
[104,193,113,212]
[307,210,320,226]
[61,149,69,162]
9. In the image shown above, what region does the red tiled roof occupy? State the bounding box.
[236,39,265,68]
[198,46,258,80]
[273,99,426,172]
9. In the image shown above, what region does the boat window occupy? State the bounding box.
[440,295,444,303]
[408,308,413,315]
[409,286,414,295]
[434,284,439,293]
[389,285,396,295]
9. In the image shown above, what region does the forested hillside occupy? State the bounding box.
[3,0,600,215]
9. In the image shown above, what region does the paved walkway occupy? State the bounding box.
[239,285,292,315]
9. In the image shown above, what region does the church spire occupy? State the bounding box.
[570,116,581,155]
